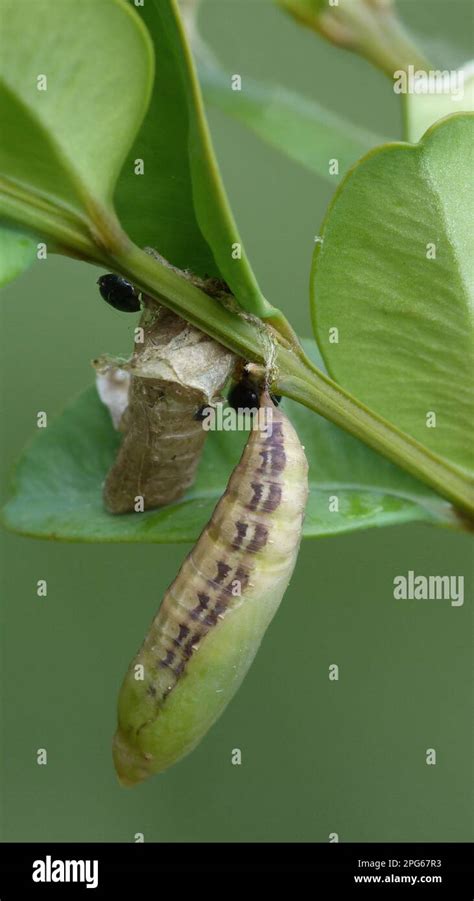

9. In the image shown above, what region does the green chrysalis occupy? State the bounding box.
[113,391,308,785]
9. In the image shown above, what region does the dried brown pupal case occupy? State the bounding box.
[95,301,235,514]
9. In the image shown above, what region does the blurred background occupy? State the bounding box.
[1,0,472,842]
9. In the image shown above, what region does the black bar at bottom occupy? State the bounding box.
[0,842,472,895]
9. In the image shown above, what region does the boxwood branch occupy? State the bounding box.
[1,191,472,523]
[113,240,474,522]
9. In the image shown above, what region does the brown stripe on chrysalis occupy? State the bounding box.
[113,390,309,785]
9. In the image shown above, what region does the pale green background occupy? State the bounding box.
[1,0,472,842]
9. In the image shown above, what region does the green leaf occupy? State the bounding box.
[115,2,217,277]
[2,378,455,545]
[403,62,474,142]
[0,225,36,287]
[199,60,386,184]
[0,0,153,227]
[311,114,474,476]
[120,0,275,317]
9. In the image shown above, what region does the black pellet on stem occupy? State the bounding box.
[228,379,260,412]
[98,274,141,313]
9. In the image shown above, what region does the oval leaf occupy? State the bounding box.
[2,379,456,544]
[115,1,217,277]
[0,0,153,218]
[311,114,474,475]
[118,0,274,317]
